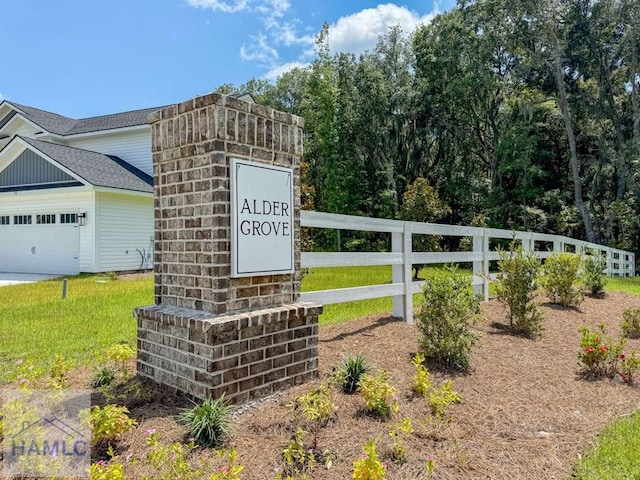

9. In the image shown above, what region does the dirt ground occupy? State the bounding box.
[114,291,640,479]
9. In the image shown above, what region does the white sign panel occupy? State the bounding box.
[231,158,294,278]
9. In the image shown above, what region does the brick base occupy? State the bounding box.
[134,302,322,403]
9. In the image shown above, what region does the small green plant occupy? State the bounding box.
[577,323,625,378]
[281,427,316,478]
[358,370,398,419]
[106,343,136,372]
[622,307,640,338]
[416,265,481,370]
[49,354,73,389]
[92,365,117,388]
[582,254,607,296]
[389,417,414,464]
[86,404,137,446]
[353,438,387,480]
[429,380,461,418]
[411,352,431,397]
[336,353,370,394]
[619,352,640,385]
[542,252,584,307]
[144,429,204,480]
[211,448,245,480]
[292,384,336,450]
[425,455,436,479]
[106,271,118,281]
[10,358,44,389]
[177,395,234,448]
[496,241,544,337]
[90,460,126,480]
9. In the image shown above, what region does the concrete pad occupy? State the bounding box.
[0,273,61,287]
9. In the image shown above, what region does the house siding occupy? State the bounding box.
[0,149,75,187]
[0,189,94,272]
[95,192,153,272]
[66,129,153,176]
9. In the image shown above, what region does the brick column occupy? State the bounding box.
[135,94,321,403]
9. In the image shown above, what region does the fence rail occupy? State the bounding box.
[299,211,636,324]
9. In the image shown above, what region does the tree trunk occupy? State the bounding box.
[552,53,596,242]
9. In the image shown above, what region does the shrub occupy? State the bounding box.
[416,266,481,370]
[389,417,414,464]
[411,352,431,397]
[281,427,316,478]
[495,241,544,337]
[582,254,607,296]
[577,323,625,378]
[49,354,73,389]
[177,395,234,448]
[352,439,387,480]
[358,370,398,419]
[619,352,640,385]
[211,448,245,480]
[106,343,136,372]
[87,404,137,446]
[90,461,125,480]
[292,384,336,449]
[144,430,204,480]
[622,307,640,338]
[336,353,370,394]
[429,380,462,418]
[542,252,584,307]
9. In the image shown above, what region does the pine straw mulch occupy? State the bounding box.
[112,291,640,480]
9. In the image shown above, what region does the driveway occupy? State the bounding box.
[0,273,61,287]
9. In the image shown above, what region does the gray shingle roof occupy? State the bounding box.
[7,102,165,136]
[18,136,153,193]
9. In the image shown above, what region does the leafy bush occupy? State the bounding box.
[389,418,413,464]
[106,343,136,372]
[211,448,245,480]
[411,352,431,397]
[177,395,234,448]
[582,255,607,296]
[416,266,481,370]
[352,439,387,480]
[292,384,336,449]
[281,427,316,478]
[622,307,640,338]
[336,353,370,394]
[542,252,584,307]
[358,370,398,419]
[86,404,137,446]
[619,352,640,385]
[144,430,204,480]
[429,380,462,418]
[496,241,544,337]
[577,323,625,378]
[90,461,125,480]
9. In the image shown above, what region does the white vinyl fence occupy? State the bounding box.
[299,211,635,324]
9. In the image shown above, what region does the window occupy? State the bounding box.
[60,213,78,224]
[36,214,56,224]
[0,216,9,225]
[14,215,32,225]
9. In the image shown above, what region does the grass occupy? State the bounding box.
[0,274,153,383]
[572,411,640,479]
[603,275,640,296]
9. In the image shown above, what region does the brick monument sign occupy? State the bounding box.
[134,93,322,403]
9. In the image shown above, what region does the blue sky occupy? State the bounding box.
[2,0,456,118]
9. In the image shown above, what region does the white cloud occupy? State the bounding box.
[328,3,436,55]
[264,61,309,80]
[186,0,250,13]
[240,32,280,63]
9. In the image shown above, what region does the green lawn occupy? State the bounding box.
[0,275,153,383]
[572,410,640,479]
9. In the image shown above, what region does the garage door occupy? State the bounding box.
[0,214,79,275]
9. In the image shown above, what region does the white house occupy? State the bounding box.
[0,101,163,275]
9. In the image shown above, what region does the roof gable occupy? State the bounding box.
[0,148,80,192]
[1,137,153,194]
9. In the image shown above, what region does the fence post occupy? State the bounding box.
[606,248,613,276]
[631,253,636,277]
[483,228,490,302]
[392,223,414,323]
[473,234,483,298]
